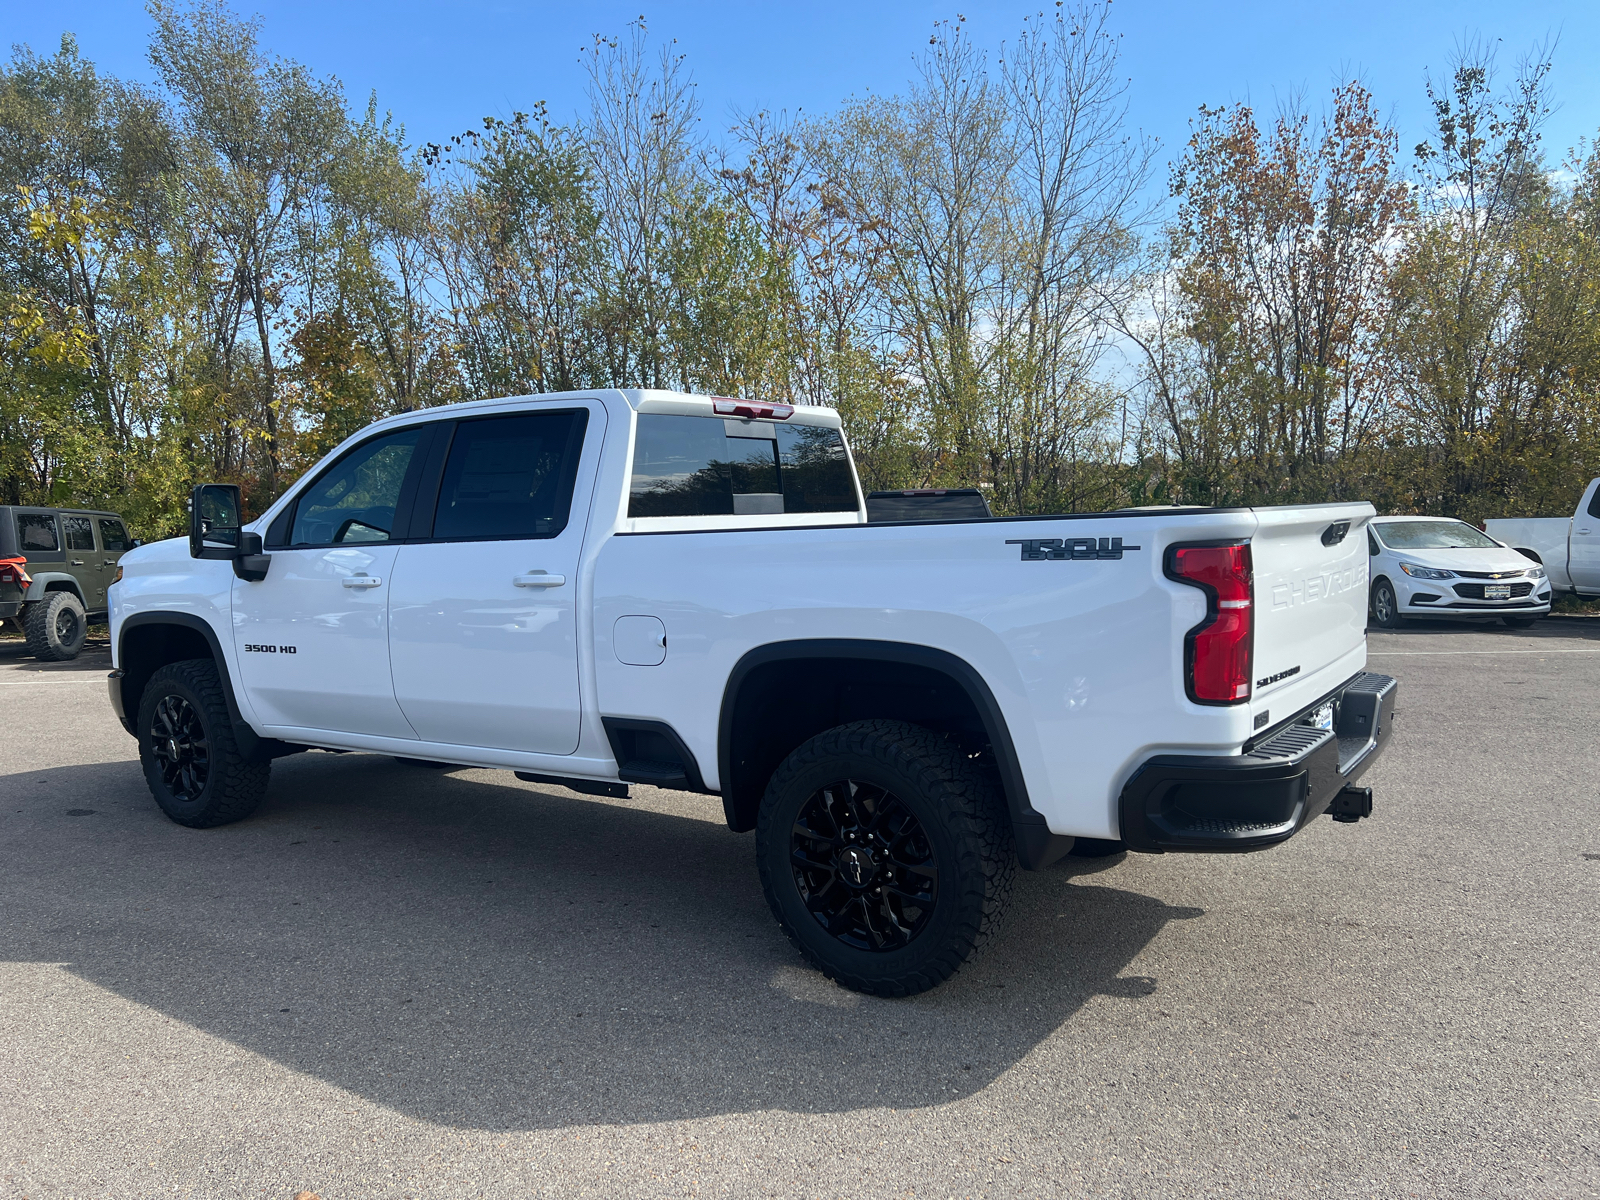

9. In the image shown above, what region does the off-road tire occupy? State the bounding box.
[1369,579,1404,629]
[137,658,270,828]
[755,719,1016,997]
[24,591,87,661]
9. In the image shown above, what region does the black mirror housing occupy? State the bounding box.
[190,483,243,560]
[234,531,271,582]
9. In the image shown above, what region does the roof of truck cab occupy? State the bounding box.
[356,389,842,433]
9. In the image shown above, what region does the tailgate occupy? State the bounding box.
[1249,503,1373,723]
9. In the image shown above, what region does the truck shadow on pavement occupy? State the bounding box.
[1,752,1199,1132]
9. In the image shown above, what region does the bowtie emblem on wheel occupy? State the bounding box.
[1005,536,1142,561]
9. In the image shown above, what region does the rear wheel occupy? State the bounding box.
[1369,579,1403,628]
[24,591,87,661]
[137,659,270,827]
[755,720,1016,997]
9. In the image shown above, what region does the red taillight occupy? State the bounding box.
[1168,543,1253,704]
[712,398,793,420]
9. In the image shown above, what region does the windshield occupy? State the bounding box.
[1375,520,1500,550]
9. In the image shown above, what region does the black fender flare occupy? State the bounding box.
[23,572,87,605]
[717,638,1071,869]
[116,611,264,757]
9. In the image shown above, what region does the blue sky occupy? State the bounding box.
[6,1,1599,182]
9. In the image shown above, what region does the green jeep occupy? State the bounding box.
[0,506,137,661]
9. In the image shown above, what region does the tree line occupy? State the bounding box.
[2,1,1596,538]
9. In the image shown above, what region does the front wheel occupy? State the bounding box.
[755,720,1016,997]
[137,659,270,827]
[1369,579,1404,628]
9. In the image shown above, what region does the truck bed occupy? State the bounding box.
[592,501,1373,841]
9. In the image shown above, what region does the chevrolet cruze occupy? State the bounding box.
[1367,516,1552,628]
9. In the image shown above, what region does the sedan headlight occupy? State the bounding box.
[1398,562,1455,580]
[1525,565,1546,579]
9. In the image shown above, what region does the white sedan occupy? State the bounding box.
[1367,516,1552,628]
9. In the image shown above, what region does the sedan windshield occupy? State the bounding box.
[1375,520,1500,550]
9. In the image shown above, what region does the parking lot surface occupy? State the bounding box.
[1,618,1597,1199]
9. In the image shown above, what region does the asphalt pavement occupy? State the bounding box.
[0,616,1596,1199]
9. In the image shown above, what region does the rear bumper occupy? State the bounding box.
[0,600,18,619]
[1118,672,1397,853]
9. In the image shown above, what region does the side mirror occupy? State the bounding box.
[190,483,271,581]
[190,483,242,560]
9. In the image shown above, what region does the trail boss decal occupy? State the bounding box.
[243,644,297,654]
[1006,536,1142,561]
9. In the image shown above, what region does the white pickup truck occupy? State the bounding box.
[1485,477,1600,597]
[107,390,1396,995]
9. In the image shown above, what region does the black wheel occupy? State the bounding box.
[24,591,87,661]
[1369,579,1403,628]
[137,659,270,827]
[755,720,1016,997]
[1503,615,1539,628]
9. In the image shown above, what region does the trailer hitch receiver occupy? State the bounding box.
[1329,785,1373,823]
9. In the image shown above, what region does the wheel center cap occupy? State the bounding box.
[839,845,874,887]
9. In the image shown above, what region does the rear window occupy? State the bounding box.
[62,515,95,551]
[1374,520,1500,550]
[628,415,856,518]
[16,513,58,552]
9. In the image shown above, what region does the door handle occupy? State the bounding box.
[70,559,84,566]
[513,572,566,588]
[1579,528,1593,535]
[342,574,383,589]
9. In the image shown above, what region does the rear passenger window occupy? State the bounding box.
[628,415,857,517]
[98,519,132,552]
[62,515,95,551]
[16,513,58,552]
[430,410,589,541]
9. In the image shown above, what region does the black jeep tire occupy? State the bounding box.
[755,720,1016,997]
[1369,579,1404,628]
[24,591,87,661]
[137,659,270,828]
